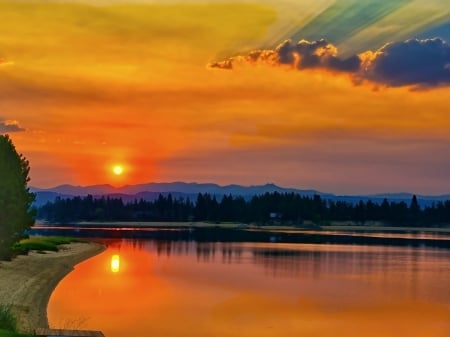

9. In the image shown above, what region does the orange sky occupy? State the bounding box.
[1,0,450,194]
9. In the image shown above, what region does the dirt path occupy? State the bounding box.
[0,242,104,333]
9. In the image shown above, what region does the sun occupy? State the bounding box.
[112,165,124,176]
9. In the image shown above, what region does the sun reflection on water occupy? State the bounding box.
[111,254,120,273]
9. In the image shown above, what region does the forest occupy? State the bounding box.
[36,192,450,227]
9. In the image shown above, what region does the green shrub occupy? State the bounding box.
[14,239,58,252]
[0,305,16,332]
[12,236,83,255]
[0,329,33,337]
[43,236,83,245]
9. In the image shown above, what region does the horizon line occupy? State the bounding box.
[29,181,450,198]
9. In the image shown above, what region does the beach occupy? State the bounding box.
[0,242,104,333]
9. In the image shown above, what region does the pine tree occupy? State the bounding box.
[409,194,421,226]
[0,135,35,260]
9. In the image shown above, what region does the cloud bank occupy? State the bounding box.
[209,38,450,87]
[362,38,450,86]
[0,119,25,133]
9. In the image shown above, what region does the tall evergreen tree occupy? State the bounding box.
[409,194,421,226]
[0,135,35,260]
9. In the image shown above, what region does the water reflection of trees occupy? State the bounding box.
[150,240,439,287]
[118,239,447,297]
[252,249,324,278]
[136,240,245,263]
[250,246,444,286]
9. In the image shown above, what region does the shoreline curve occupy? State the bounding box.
[0,242,105,333]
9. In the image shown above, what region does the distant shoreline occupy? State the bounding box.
[0,242,104,333]
[34,220,450,234]
[29,223,450,250]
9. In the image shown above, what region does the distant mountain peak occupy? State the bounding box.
[30,181,450,207]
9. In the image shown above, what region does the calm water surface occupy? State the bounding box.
[48,240,450,337]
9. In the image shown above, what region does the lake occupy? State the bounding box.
[48,239,450,337]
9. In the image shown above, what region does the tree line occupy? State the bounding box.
[37,192,450,227]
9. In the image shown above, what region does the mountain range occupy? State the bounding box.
[30,182,450,208]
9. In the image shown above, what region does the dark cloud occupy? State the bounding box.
[362,38,450,87]
[209,38,361,73]
[210,38,450,88]
[208,59,233,70]
[0,120,26,133]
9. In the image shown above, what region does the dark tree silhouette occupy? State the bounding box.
[0,135,35,260]
[408,195,421,225]
[37,191,450,227]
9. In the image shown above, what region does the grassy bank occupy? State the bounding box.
[0,238,82,336]
[0,330,32,337]
[13,237,83,255]
[0,306,32,337]
[0,241,105,332]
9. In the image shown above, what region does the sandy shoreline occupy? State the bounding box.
[0,242,105,333]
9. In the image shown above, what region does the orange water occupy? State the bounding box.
[48,241,450,337]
